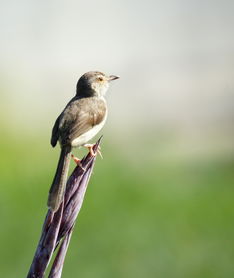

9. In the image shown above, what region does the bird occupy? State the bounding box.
[47,71,119,211]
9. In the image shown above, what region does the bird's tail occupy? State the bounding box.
[47,145,72,211]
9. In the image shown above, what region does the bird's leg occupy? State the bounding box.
[71,154,81,164]
[83,144,103,158]
[71,154,85,170]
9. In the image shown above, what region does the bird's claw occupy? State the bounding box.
[84,144,103,159]
[71,154,85,171]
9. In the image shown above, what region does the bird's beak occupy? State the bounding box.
[108,75,120,81]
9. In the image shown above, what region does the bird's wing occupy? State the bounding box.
[58,97,107,146]
[51,115,61,147]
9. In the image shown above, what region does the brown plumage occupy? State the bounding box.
[51,97,107,147]
[47,71,119,211]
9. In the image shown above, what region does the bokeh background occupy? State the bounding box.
[0,0,234,277]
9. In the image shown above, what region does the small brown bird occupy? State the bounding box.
[48,71,119,211]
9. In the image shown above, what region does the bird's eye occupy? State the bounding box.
[98,77,103,81]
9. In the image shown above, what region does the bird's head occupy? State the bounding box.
[76,71,119,97]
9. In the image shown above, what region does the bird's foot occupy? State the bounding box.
[71,154,81,164]
[83,144,103,158]
[71,154,85,170]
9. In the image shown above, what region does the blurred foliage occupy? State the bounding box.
[0,129,234,278]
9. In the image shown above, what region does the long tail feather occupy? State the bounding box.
[47,145,72,211]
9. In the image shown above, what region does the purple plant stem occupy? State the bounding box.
[27,138,102,278]
[58,158,96,243]
[27,204,64,278]
[48,227,73,278]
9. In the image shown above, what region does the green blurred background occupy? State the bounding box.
[0,0,234,277]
